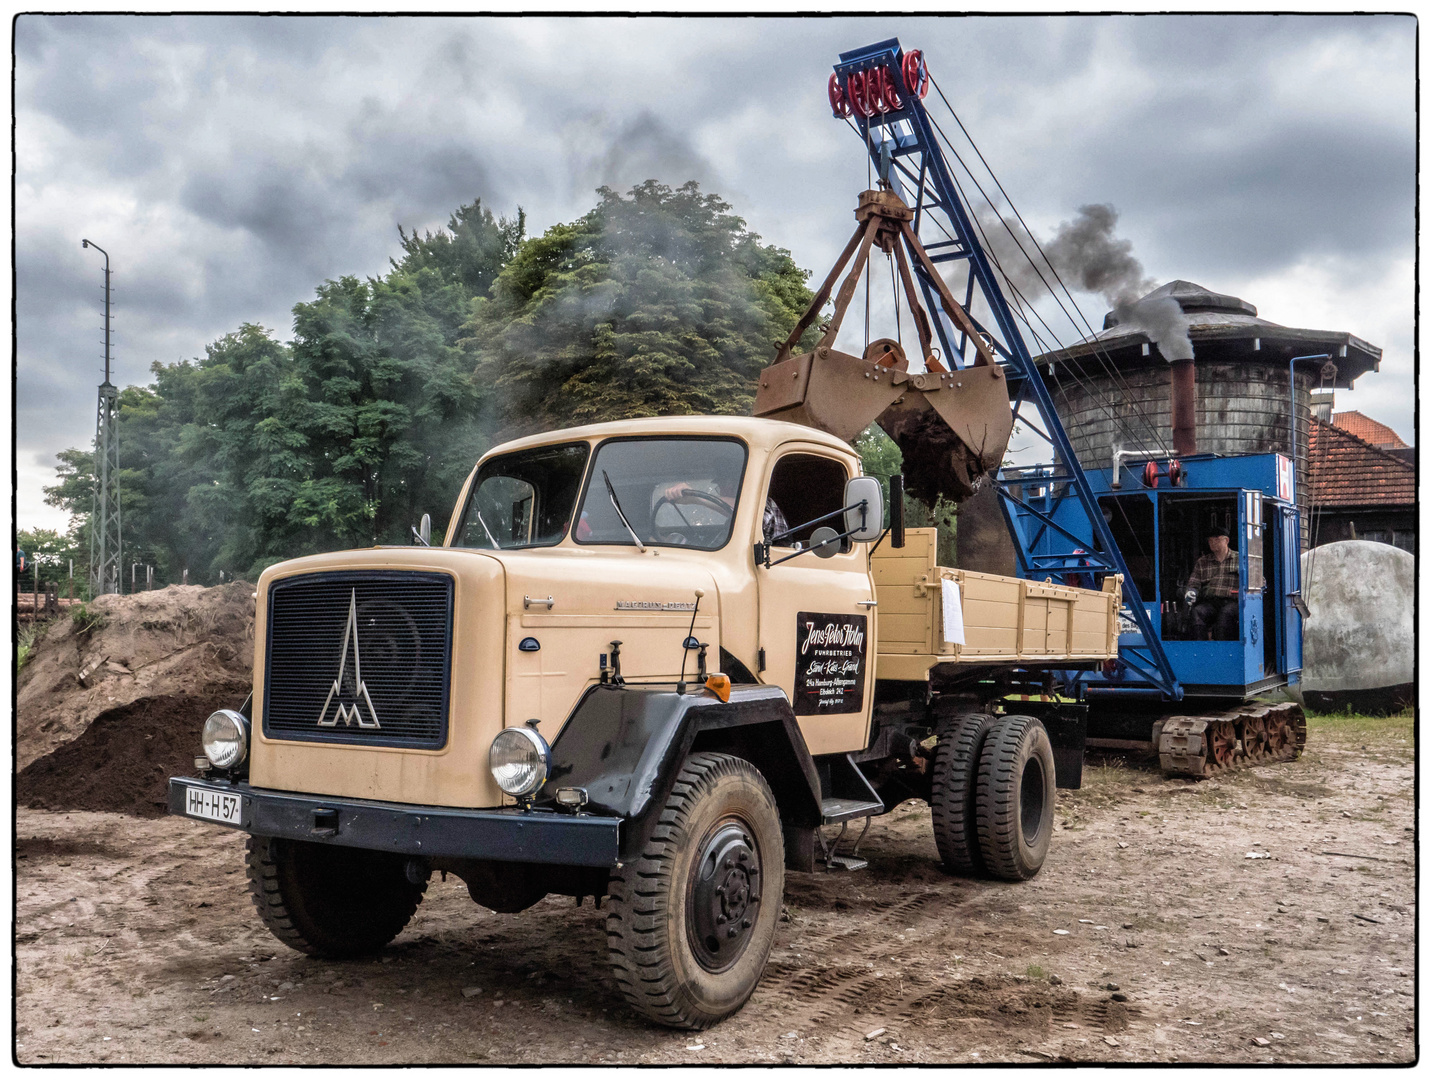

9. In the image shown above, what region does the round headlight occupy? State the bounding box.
[489,726,550,797]
[202,709,249,770]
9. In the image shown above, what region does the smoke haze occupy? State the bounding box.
[982,202,1194,361]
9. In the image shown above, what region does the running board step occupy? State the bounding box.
[820,796,884,825]
[816,752,885,824]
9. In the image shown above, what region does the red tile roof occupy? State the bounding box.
[1308,418,1416,507]
[1332,410,1408,448]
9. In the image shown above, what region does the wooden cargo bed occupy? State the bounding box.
[872,528,1121,682]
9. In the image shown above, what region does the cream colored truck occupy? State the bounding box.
[170,414,1117,1030]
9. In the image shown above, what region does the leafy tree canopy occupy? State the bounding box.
[469,180,814,435]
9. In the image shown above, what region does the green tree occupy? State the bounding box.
[393,200,526,295]
[470,180,815,436]
[16,527,86,594]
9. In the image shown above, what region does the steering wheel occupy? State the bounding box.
[652,488,733,544]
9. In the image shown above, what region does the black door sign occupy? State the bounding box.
[794,612,867,715]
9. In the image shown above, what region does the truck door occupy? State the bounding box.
[756,448,876,757]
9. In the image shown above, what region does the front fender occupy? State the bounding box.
[537,684,822,861]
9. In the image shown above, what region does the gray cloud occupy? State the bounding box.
[15,14,1415,532]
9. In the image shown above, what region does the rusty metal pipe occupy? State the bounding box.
[1170,358,1197,456]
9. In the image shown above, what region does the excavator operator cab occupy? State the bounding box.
[1070,453,1301,698]
[1157,496,1242,642]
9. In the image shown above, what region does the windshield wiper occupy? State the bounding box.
[475,509,501,549]
[602,470,646,552]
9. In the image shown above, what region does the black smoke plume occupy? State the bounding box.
[980,203,1193,361]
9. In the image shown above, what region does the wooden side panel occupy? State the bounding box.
[872,546,1120,679]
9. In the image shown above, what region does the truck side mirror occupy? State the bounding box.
[413,513,432,546]
[890,473,905,549]
[844,476,883,542]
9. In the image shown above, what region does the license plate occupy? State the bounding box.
[185,786,242,825]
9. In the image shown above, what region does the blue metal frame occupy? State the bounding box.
[833,39,1181,698]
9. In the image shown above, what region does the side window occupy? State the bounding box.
[766,454,848,548]
[1097,494,1155,600]
[456,442,589,549]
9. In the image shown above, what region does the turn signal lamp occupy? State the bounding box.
[704,673,731,703]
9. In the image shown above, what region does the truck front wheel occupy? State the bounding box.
[245,836,426,959]
[606,752,784,1030]
[975,715,1057,881]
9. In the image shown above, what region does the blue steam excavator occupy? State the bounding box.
[821,39,1307,777]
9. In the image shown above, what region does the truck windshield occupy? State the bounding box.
[575,438,747,551]
[455,442,590,549]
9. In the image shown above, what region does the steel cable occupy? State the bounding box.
[928,76,1174,458]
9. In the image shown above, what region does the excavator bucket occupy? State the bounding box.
[753,189,1014,503]
[754,345,1012,503]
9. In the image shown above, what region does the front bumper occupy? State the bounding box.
[167,777,621,868]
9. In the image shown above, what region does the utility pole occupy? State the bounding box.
[82,240,121,596]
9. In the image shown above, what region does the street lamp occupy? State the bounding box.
[82,238,121,594]
[80,239,112,384]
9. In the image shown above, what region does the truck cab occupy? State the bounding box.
[448,415,880,762]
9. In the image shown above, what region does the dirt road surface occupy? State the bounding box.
[15,714,1414,1065]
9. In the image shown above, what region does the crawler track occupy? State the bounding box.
[1155,702,1307,779]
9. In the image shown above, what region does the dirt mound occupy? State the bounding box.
[17,690,246,818]
[17,583,255,772]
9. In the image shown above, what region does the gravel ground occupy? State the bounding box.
[14,712,1414,1064]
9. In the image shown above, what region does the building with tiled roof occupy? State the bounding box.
[1307,417,1415,552]
[1331,410,1413,464]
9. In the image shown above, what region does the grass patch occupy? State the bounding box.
[1306,709,1414,742]
[16,621,43,669]
[1025,964,1046,980]
[69,603,108,634]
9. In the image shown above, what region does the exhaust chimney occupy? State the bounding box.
[1170,358,1197,456]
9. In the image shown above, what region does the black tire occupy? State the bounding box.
[606,752,784,1030]
[975,715,1057,881]
[245,836,426,959]
[929,712,996,876]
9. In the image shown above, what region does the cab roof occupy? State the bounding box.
[479,414,857,461]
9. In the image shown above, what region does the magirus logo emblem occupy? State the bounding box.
[317,590,381,729]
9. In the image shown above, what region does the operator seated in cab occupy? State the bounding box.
[1183,525,1239,640]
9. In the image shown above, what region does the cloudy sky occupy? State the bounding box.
[15,14,1416,533]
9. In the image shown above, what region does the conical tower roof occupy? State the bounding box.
[1037,281,1379,389]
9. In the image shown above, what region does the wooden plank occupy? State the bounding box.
[876,642,924,655]
[872,557,933,585]
[876,654,936,682]
[872,586,930,615]
[878,613,932,643]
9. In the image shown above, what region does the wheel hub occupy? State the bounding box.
[688,821,761,973]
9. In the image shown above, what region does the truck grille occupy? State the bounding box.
[263,571,453,750]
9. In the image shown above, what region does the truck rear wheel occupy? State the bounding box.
[606,752,784,1030]
[975,715,1057,881]
[245,836,426,959]
[929,712,996,876]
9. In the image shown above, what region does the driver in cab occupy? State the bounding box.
[1184,525,1240,640]
[655,481,789,547]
